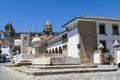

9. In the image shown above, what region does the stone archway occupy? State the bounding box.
[55,47,58,54]
[46,50,48,53]
[52,48,55,53]
[59,46,62,54]
[49,49,51,53]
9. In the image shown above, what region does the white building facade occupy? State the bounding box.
[96,20,120,56]
[47,15,120,64]
[47,31,67,55]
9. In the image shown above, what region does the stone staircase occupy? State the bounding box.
[11,64,117,76]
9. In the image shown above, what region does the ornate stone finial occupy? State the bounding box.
[28,28,31,33]
[98,43,104,49]
[31,35,41,47]
[7,22,11,25]
[113,40,120,48]
[46,20,50,25]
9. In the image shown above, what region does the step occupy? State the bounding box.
[26,64,97,69]
[13,66,117,76]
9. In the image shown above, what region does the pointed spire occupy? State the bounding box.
[45,20,50,25]
[6,22,12,26]
[113,40,120,47]
[98,43,104,49]
[28,28,31,33]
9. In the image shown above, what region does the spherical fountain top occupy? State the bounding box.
[31,34,41,47]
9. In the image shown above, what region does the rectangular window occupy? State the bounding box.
[63,45,67,50]
[112,25,119,35]
[24,37,27,40]
[99,40,107,52]
[99,24,106,34]
[62,34,67,40]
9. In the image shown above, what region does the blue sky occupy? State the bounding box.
[0,0,120,32]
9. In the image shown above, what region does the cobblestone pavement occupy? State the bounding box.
[0,63,120,80]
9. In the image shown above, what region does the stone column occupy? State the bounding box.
[113,40,120,65]
[98,43,104,64]
[35,47,39,54]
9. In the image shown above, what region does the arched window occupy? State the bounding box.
[59,46,62,54]
[55,47,58,54]
[46,50,48,53]
[49,50,51,53]
[52,48,55,53]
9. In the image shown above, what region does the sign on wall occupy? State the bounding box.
[77,44,80,49]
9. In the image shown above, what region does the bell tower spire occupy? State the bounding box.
[42,20,53,35]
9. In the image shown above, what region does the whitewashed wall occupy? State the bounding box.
[117,48,120,65]
[68,28,79,57]
[1,46,11,56]
[14,39,21,45]
[47,41,62,51]
[94,50,100,64]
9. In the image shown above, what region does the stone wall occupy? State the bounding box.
[21,34,31,53]
[13,53,79,65]
[78,21,97,64]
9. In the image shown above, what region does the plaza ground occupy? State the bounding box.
[0,63,120,80]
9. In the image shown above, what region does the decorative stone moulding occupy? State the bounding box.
[113,40,120,48]
[98,43,104,50]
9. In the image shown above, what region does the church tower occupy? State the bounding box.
[42,20,53,35]
[4,23,15,44]
[4,23,15,37]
